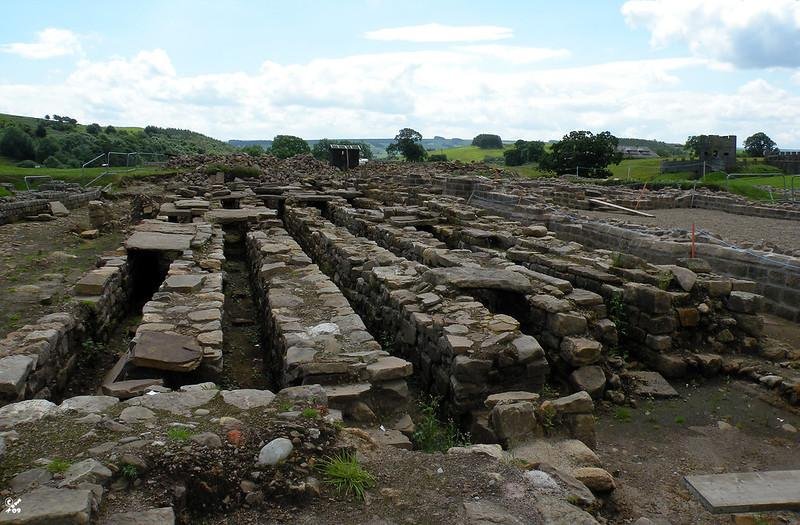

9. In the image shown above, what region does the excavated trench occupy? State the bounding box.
[58,250,172,401]
[219,223,272,390]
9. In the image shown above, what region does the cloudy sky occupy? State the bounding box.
[1,0,799,145]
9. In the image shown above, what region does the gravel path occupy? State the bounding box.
[579,207,800,253]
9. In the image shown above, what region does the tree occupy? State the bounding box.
[241,144,265,156]
[0,126,36,161]
[270,135,310,159]
[105,125,116,134]
[386,128,427,162]
[34,121,47,138]
[685,135,707,158]
[472,134,503,149]
[544,130,622,177]
[504,140,545,166]
[44,115,50,120]
[86,123,101,135]
[36,136,60,163]
[744,132,777,157]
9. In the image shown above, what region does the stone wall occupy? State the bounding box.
[246,225,412,421]
[0,189,102,225]
[283,204,549,417]
[0,254,131,404]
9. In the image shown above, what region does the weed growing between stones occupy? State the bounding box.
[318,450,375,501]
[167,427,193,442]
[121,464,139,480]
[614,407,632,423]
[301,407,320,419]
[412,396,470,453]
[46,458,71,473]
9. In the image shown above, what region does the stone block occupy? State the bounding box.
[559,337,602,367]
[541,391,594,415]
[453,355,492,383]
[0,355,35,398]
[547,312,588,337]
[725,291,764,314]
[569,366,606,399]
[490,401,538,445]
[676,307,700,327]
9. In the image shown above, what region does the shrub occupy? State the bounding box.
[318,451,375,500]
[43,156,63,168]
[15,160,37,168]
[86,123,101,135]
[428,153,448,162]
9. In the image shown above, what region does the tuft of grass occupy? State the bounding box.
[166,427,193,442]
[674,415,686,425]
[301,407,319,419]
[318,450,375,500]
[47,458,71,474]
[277,400,293,412]
[120,464,139,480]
[412,396,470,453]
[614,407,632,423]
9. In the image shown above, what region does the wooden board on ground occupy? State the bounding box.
[684,470,800,513]
[588,198,655,217]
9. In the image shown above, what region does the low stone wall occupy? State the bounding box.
[246,225,412,421]
[133,224,225,375]
[327,201,617,399]
[0,189,102,225]
[0,254,131,404]
[284,205,549,417]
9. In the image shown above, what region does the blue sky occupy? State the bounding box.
[1,0,799,146]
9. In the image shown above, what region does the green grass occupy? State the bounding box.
[46,458,71,474]
[613,407,632,422]
[430,145,509,163]
[318,451,376,500]
[301,407,320,419]
[0,165,177,189]
[166,427,193,442]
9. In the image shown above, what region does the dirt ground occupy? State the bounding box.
[580,207,800,253]
[0,204,126,338]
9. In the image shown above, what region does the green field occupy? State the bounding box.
[0,156,176,189]
[430,145,508,162]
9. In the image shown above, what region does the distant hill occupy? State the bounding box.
[0,113,234,168]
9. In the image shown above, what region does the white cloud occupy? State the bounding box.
[364,23,512,43]
[621,0,800,68]
[458,45,570,64]
[1,47,799,146]
[0,28,82,59]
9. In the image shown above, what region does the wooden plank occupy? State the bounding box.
[588,198,655,217]
[684,470,800,513]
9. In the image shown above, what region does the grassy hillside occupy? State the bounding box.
[0,113,234,172]
[231,137,473,159]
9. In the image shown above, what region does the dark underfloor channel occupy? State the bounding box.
[219,224,273,390]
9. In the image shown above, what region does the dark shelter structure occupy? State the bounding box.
[330,144,361,170]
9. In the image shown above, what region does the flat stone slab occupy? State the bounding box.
[163,274,204,293]
[684,470,800,513]
[205,207,275,224]
[0,486,93,523]
[125,231,193,252]
[131,331,203,372]
[625,371,679,398]
[49,201,70,217]
[102,378,165,399]
[104,507,176,525]
[174,199,210,209]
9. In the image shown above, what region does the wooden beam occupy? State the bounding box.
[588,198,655,218]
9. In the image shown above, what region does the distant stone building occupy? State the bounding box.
[616,145,658,159]
[766,151,800,174]
[697,135,736,171]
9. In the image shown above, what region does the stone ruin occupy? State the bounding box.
[1,157,799,524]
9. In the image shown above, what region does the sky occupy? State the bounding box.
[0,0,799,146]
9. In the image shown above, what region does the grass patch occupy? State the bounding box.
[613,407,632,423]
[301,407,320,419]
[429,145,509,163]
[0,165,176,190]
[46,458,71,474]
[412,396,470,452]
[166,427,193,442]
[318,450,375,500]
[674,415,686,425]
[120,464,139,480]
